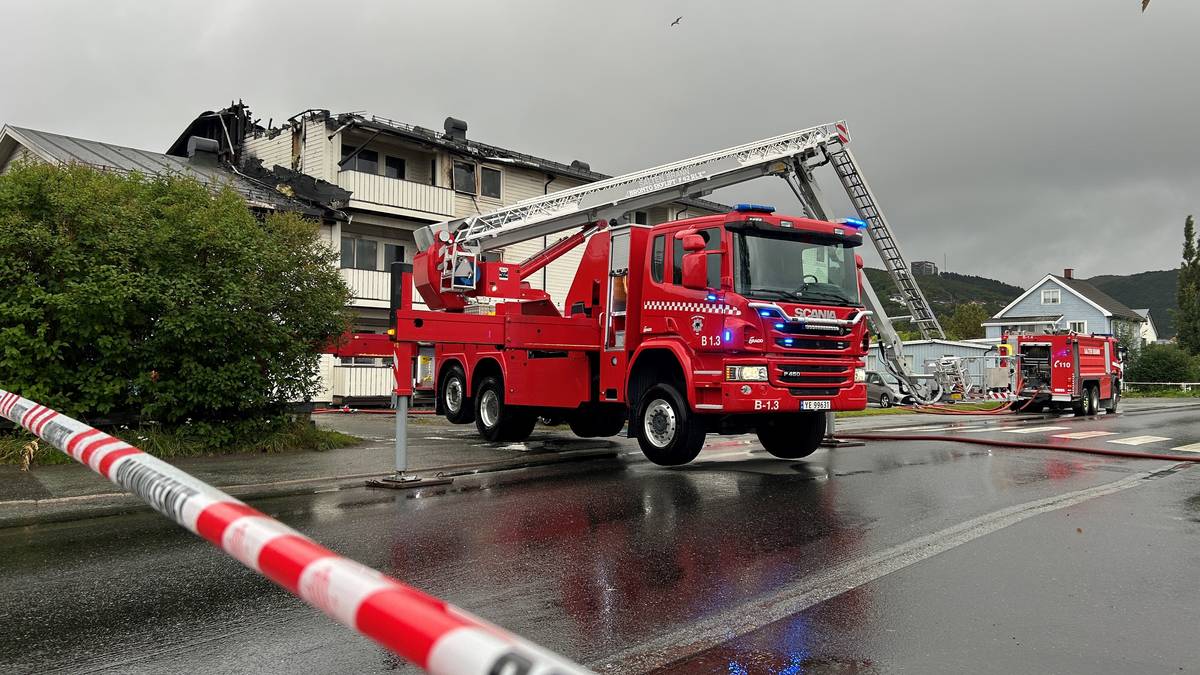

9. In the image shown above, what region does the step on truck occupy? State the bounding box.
[356,121,948,465]
[1012,332,1124,415]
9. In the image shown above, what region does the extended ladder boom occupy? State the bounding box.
[414,122,848,252]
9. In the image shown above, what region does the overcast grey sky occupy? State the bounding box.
[2,0,1196,285]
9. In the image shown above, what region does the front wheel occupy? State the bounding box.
[634,383,706,466]
[757,411,825,459]
[878,393,892,409]
[474,376,536,442]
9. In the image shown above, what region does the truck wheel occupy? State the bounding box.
[1086,385,1100,416]
[440,364,473,424]
[757,412,825,459]
[568,405,627,438]
[474,376,536,442]
[635,383,706,466]
[878,393,892,409]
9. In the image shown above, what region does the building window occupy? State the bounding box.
[384,243,405,267]
[340,236,378,271]
[480,166,502,199]
[634,211,649,225]
[452,160,476,194]
[1041,288,1061,305]
[341,147,379,174]
[651,235,665,283]
[385,156,406,180]
[1069,320,1087,333]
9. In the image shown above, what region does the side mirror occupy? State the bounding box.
[681,251,708,290]
[681,233,706,252]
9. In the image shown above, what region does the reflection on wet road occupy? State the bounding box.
[1,404,1198,674]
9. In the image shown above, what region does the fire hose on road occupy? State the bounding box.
[0,389,591,675]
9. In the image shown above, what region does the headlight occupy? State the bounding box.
[726,365,769,381]
[854,368,866,383]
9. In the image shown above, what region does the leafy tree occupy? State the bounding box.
[1176,215,1200,354]
[943,303,989,340]
[1126,344,1196,383]
[0,163,350,438]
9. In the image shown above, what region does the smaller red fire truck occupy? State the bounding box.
[1011,332,1124,415]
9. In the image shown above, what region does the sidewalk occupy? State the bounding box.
[7,401,1178,528]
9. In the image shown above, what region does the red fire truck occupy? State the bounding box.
[339,121,949,466]
[1012,332,1123,416]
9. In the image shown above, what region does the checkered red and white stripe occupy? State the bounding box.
[643,300,742,316]
[0,389,590,675]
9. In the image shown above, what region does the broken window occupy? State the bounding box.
[453,161,476,194]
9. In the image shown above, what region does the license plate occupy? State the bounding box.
[800,400,831,410]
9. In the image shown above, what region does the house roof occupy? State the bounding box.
[319,111,729,214]
[1,124,340,218]
[1134,308,1158,333]
[981,314,1063,326]
[991,274,1144,322]
[1050,275,1143,321]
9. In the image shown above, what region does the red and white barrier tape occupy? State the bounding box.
[0,390,590,675]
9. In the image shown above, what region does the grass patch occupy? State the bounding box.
[0,419,362,467]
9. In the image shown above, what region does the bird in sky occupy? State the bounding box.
[670,16,683,26]
[1141,0,1149,11]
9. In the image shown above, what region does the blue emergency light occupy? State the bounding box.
[734,203,775,213]
[706,293,718,301]
[837,218,867,229]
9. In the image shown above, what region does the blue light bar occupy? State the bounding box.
[774,323,785,330]
[734,203,775,213]
[723,329,732,342]
[706,293,717,301]
[837,217,867,229]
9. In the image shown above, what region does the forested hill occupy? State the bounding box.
[1087,269,1177,338]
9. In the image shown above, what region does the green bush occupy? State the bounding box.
[1126,343,1196,383]
[0,162,351,435]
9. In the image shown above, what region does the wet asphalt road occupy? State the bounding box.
[2,404,1199,674]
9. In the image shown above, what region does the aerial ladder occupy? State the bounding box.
[413,120,948,403]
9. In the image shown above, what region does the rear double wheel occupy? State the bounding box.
[634,383,706,465]
[757,411,825,459]
[474,376,537,442]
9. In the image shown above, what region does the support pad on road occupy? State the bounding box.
[821,437,865,448]
[366,472,453,490]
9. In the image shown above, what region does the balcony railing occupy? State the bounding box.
[340,268,390,308]
[336,171,455,218]
[331,365,395,400]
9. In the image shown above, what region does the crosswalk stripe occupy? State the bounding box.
[1108,435,1172,446]
[1051,431,1118,440]
[1002,426,1070,434]
[1172,442,1200,453]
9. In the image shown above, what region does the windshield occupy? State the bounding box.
[734,231,860,305]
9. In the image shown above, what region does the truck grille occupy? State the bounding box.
[777,322,852,337]
[775,363,854,391]
[775,338,850,351]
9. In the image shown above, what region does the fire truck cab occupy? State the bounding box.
[1012,332,1123,416]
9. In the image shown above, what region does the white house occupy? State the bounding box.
[983,269,1146,345]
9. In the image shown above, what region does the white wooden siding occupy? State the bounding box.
[242,132,292,170]
[302,118,330,181]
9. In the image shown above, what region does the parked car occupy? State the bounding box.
[865,371,907,408]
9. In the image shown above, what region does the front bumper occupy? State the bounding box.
[691,360,868,413]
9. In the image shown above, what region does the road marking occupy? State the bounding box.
[1001,426,1070,434]
[1109,435,1172,446]
[590,465,1183,674]
[1172,442,1200,453]
[1052,431,1118,440]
